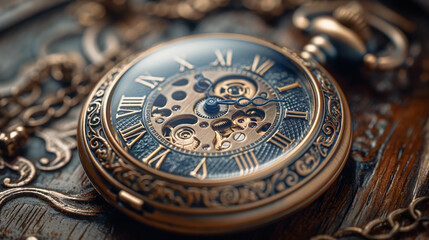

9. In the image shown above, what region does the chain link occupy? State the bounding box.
[21,46,136,129]
[312,196,429,240]
[0,56,50,129]
[22,53,104,128]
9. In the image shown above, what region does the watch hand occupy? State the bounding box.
[196,71,287,111]
[196,72,221,113]
[195,71,213,98]
[216,96,288,107]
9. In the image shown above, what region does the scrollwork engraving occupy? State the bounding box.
[296,149,320,176]
[0,122,79,187]
[0,156,36,187]
[36,124,77,171]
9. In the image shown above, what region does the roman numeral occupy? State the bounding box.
[247,54,275,76]
[173,56,194,72]
[190,157,207,180]
[277,81,301,93]
[211,49,232,66]
[142,145,171,169]
[119,121,146,149]
[232,150,259,176]
[116,95,145,119]
[268,131,295,152]
[135,75,165,89]
[285,110,308,120]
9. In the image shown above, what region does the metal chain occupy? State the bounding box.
[0,48,133,157]
[312,196,429,240]
[0,53,83,127]
[0,56,52,129]
[21,51,118,128]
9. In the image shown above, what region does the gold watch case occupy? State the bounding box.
[77,33,352,234]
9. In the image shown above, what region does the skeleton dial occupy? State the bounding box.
[107,36,315,180]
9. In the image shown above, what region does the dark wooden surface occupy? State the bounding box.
[0,1,428,239]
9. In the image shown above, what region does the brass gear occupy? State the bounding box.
[194,97,228,119]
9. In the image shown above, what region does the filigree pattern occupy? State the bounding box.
[0,123,78,187]
[36,123,77,171]
[0,157,36,187]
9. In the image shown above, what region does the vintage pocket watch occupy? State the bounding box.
[77,33,352,233]
[0,0,424,238]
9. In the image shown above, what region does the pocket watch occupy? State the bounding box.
[77,33,352,233]
[0,0,424,238]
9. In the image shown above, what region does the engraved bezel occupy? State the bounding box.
[77,33,352,234]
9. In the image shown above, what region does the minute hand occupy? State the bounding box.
[195,72,286,107]
[216,96,288,107]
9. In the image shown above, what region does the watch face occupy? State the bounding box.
[106,36,317,180]
[78,33,351,233]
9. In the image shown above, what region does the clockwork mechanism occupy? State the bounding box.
[146,68,281,155]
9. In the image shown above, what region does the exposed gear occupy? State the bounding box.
[194,97,229,119]
[171,126,200,150]
[145,67,280,154]
[213,78,257,100]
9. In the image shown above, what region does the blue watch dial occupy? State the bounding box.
[107,36,315,180]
